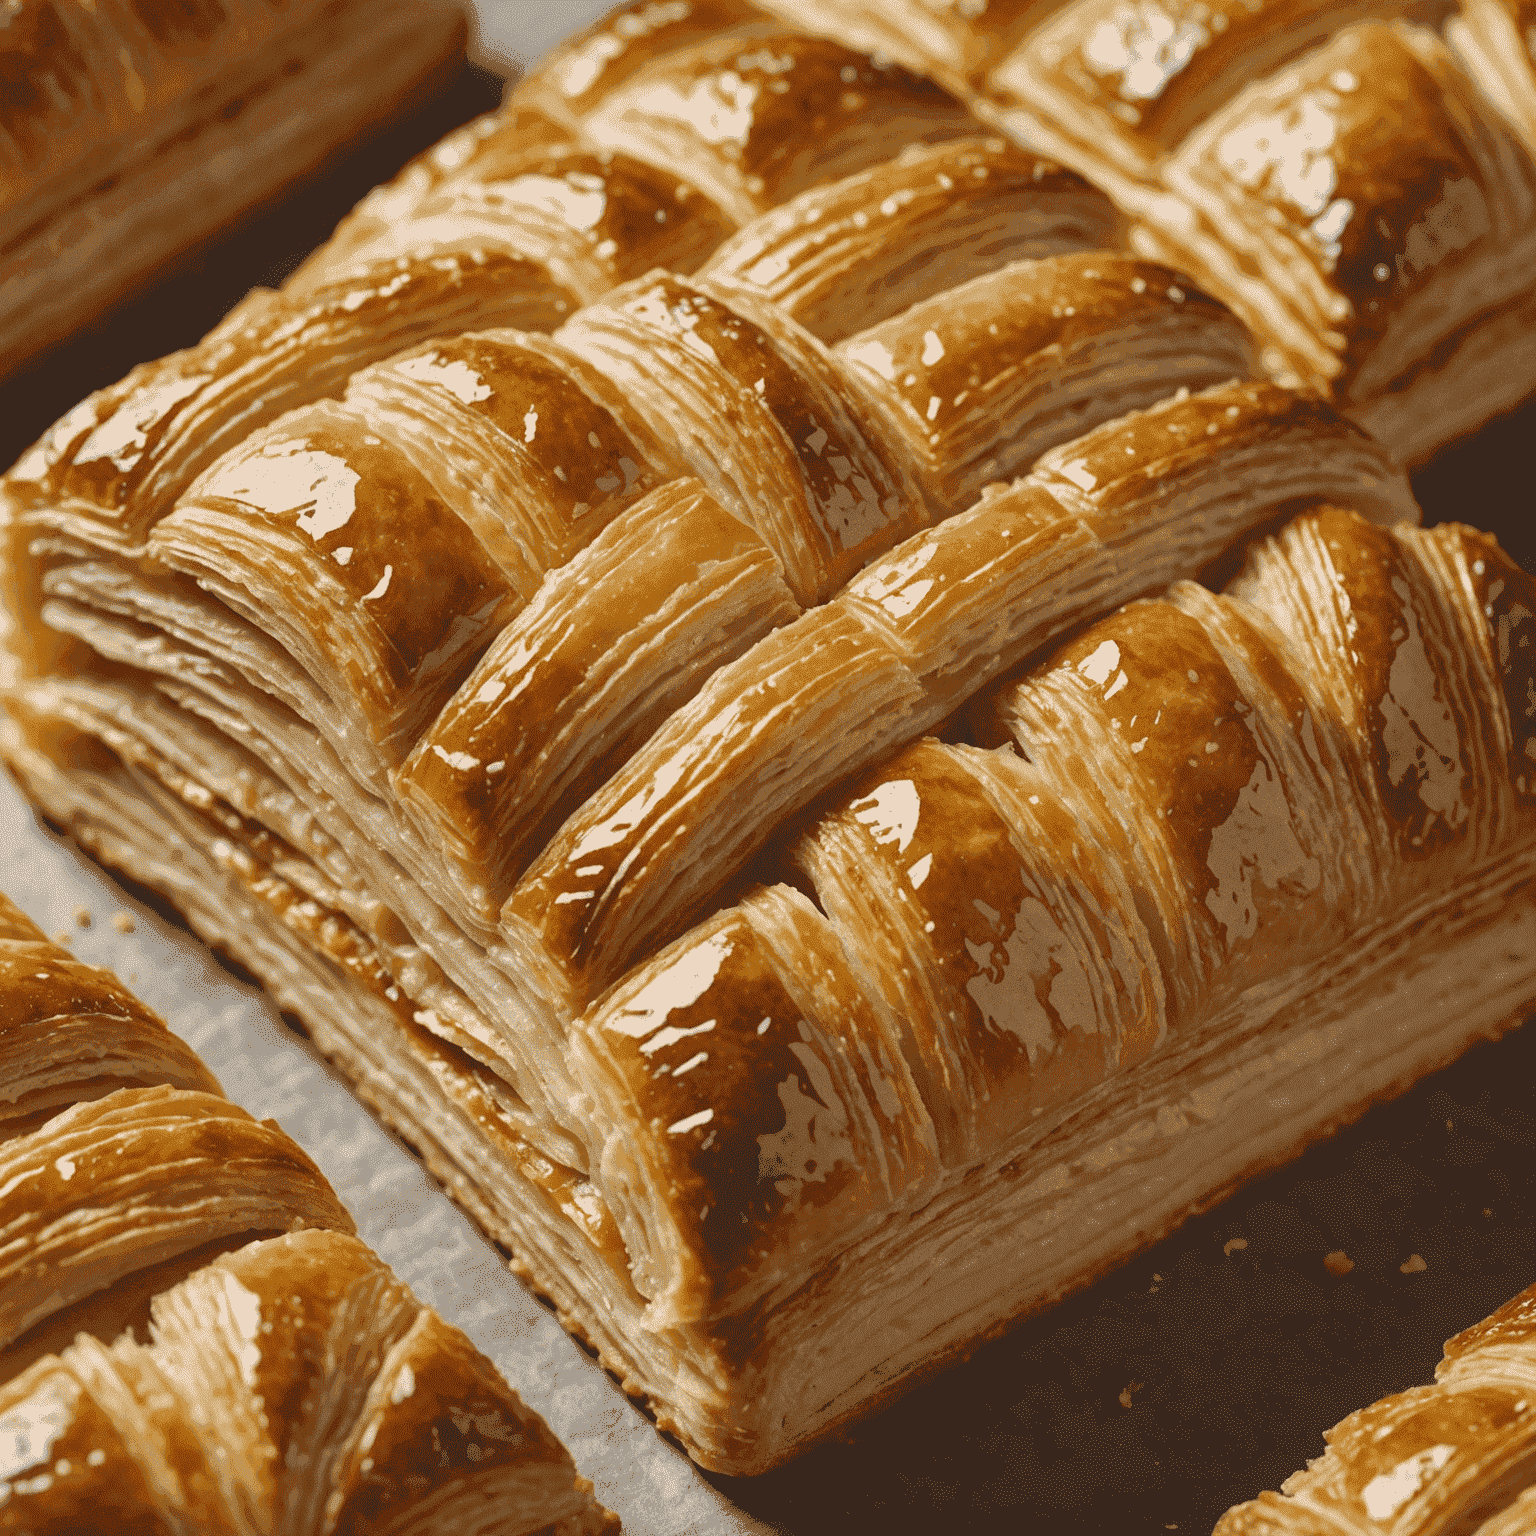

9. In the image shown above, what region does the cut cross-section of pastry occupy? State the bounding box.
[1215,1279,1536,1533]
[0,893,618,1534]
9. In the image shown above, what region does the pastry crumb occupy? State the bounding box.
[51,929,71,946]
[111,911,136,933]
[74,906,92,928]
[1324,1249,1354,1276]
[1223,1237,1248,1256]
[1400,1253,1427,1274]
[1118,1381,1143,1408]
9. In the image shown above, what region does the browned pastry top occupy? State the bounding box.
[1007,0,1439,163]
[564,509,1536,1336]
[572,886,935,1322]
[1173,23,1529,384]
[1217,1277,1536,1532]
[0,1229,615,1535]
[0,892,220,1138]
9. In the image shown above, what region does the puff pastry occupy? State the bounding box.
[0,0,467,378]
[766,0,1536,461]
[0,893,617,1534]
[1216,1278,1536,1532]
[1,0,1533,1479]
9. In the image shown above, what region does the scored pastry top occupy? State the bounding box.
[1215,1277,1536,1532]
[995,0,1450,176]
[0,891,220,1139]
[569,510,1536,1325]
[1162,21,1536,392]
[0,895,618,1533]
[4,0,1536,1481]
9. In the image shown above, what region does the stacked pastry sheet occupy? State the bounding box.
[0,891,616,1534]
[2,0,1535,1482]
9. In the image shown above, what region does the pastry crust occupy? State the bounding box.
[771,0,1536,457]
[0,896,617,1533]
[0,0,469,378]
[6,501,1530,1474]
[4,0,1536,1483]
[1216,1281,1536,1532]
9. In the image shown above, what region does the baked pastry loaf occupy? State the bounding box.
[763,0,1536,461]
[0,893,616,1534]
[1216,1278,1536,1532]
[0,0,467,379]
[1,0,1531,1480]
[10,468,1535,1472]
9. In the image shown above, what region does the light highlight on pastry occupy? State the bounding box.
[1216,1279,1536,1532]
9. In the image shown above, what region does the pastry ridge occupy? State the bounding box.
[2,0,1535,1481]
[0,0,470,377]
[0,893,617,1534]
[1216,1278,1536,1533]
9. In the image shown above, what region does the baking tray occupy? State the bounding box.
[1,4,1533,1529]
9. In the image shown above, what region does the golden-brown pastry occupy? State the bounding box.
[0,896,617,1534]
[1136,21,1536,460]
[1450,0,1536,158]
[0,403,1431,1474]
[0,1229,618,1536]
[1215,1279,1536,1532]
[0,894,218,1139]
[0,0,468,379]
[560,509,1536,1463]
[770,0,1536,460]
[4,0,1534,1484]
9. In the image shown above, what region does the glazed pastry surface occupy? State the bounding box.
[0,894,617,1534]
[772,0,1536,458]
[1215,1279,1536,1533]
[3,0,1536,1481]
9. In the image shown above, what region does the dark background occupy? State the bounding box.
[4,65,1533,1536]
